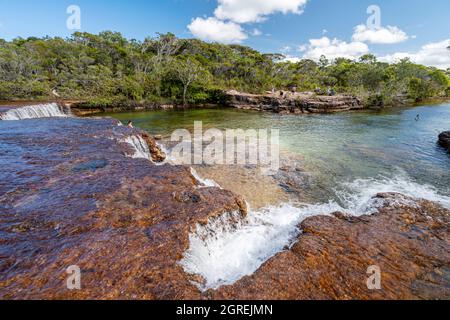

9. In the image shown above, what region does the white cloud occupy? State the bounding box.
[280,46,292,53]
[282,55,302,63]
[300,37,369,61]
[187,0,309,44]
[379,39,450,70]
[352,24,409,44]
[187,17,247,44]
[251,28,262,36]
[214,0,308,24]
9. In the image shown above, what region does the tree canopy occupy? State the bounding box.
[0,32,448,106]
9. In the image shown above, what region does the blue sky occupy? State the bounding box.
[0,0,449,68]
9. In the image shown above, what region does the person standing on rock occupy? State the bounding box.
[127,121,134,128]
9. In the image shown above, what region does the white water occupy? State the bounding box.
[180,174,450,291]
[123,135,152,160]
[190,167,221,188]
[0,103,69,120]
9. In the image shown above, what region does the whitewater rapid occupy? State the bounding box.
[180,174,450,291]
[0,103,70,120]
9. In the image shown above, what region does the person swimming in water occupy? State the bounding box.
[415,114,420,121]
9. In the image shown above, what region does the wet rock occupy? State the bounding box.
[72,159,109,172]
[0,117,246,300]
[210,193,450,300]
[226,90,364,114]
[141,132,166,163]
[439,131,450,151]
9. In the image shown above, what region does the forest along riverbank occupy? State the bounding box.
[0,103,449,299]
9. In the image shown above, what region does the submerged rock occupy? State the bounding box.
[225,90,364,114]
[210,193,450,300]
[439,131,450,151]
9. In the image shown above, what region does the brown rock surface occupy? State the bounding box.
[226,90,364,114]
[210,193,450,300]
[0,117,246,299]
[141,132,166,163]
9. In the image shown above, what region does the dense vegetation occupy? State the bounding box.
[0,31,449,107]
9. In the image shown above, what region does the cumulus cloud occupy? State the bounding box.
[187,0,308,44]
[379,39,450,70]
[187,17,247,44]
[300,37,369,61]
[352,24,409,44]
[214,0,308,24]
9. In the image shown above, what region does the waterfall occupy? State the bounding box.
[124,135,152,160]
[181,174,450,291]
[0,103,70,120]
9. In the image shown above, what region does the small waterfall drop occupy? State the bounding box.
[124,135,152,160]
[0,103,69,120]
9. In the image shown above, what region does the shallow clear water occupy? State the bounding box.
[104,103,450,202]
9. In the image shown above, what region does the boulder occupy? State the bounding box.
[439,131,450,151]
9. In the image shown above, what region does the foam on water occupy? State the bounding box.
[180,174,450,291]
[0,103,69,120]
[337,174,450,212]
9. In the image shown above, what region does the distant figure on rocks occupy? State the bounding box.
[127,121,134,128]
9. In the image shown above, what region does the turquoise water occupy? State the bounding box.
[103,103,450,202]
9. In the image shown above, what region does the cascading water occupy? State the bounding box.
[123,135,152,160]
[0,103,69,120]
[190,167,221,188]
[180,174,450,291]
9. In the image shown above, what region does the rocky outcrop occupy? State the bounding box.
[439,131,450,151]
[210,193,450,300]
[0,117,246,299]
[141,132,167,163]
[225,90,364,114]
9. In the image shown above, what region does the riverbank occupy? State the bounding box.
[1,93,449,117]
